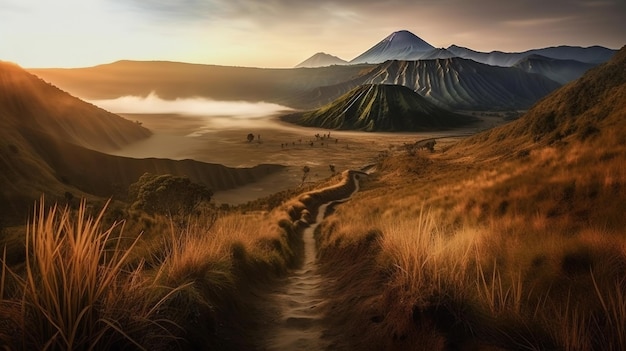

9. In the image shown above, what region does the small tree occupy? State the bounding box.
[329,164,336,175]
[301,166,311,186]
[247,133,255,143]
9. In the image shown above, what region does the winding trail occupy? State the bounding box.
[264,173,362,350]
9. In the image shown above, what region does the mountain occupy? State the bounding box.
[30,60,373,107]
[512,54,595,84]
[447,45,616,67]
[0,62,284,223]
[349,30,435,64]
[291,58,562,110]
[524,45,617,64]
[281,84,476,132]
[1,61,151,151]
[295,52,348,68]
[458,45,626,154]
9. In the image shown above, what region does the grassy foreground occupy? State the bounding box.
[0,171,360,350]
[316,139,626,350]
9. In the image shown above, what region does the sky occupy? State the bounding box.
[0,0,624,68]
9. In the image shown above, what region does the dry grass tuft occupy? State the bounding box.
[0,197,186,350]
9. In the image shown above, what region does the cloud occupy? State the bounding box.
[114,0,389,27]
[105,0,626,63]
[502,16,578,28]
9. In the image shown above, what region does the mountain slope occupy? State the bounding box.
[292,58,562,110]
[281,84,476,132]
[419,48,456,60]
[295,52,348,68]
[0,64,285,224]
[512,54,595,84]
[0,126,284,224]
[0,61,151,152]
[457,46,626,154]
[350,30,435,64]
[447,45,616,67]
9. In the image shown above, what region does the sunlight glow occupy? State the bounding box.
[0,0,622,68]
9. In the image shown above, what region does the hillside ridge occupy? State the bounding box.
[0,61,151,152]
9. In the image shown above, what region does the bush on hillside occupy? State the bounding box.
[129,173,213,216]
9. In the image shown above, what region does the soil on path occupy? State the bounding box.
[260,174,362,350]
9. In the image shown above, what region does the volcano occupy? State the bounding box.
[349,30,435,64]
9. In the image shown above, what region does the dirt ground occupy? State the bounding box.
[112,112,503,205]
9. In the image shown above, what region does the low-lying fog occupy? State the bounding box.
[92,93,292,135]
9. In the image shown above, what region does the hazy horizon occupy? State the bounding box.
[1,0,624,69]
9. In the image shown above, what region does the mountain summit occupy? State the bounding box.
[350,30,435,64]
[295,52,347,68]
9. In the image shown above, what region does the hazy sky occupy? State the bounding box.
[1,0,624,68]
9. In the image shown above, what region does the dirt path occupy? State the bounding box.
[262,175,361,350]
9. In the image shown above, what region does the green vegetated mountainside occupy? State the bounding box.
[291,58,562,110]
[282,84,477,132]
[0,62,284,224]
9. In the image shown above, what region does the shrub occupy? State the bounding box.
[129,173,213,216]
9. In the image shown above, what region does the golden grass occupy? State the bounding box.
[0,191,312,349]
[0,198,185,349]
[1,136,623,349]
[316,138,626,350]
[320,201,626,349]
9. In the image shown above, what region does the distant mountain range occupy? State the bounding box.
[296,30,616,69]
[0,62,284,223]
[447,44,616,67]
[30,60,369,102]
[30,31,617,114]
[32,58,561,112]
[282,84,476,132]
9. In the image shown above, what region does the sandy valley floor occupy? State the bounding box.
[111,112,501,205]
